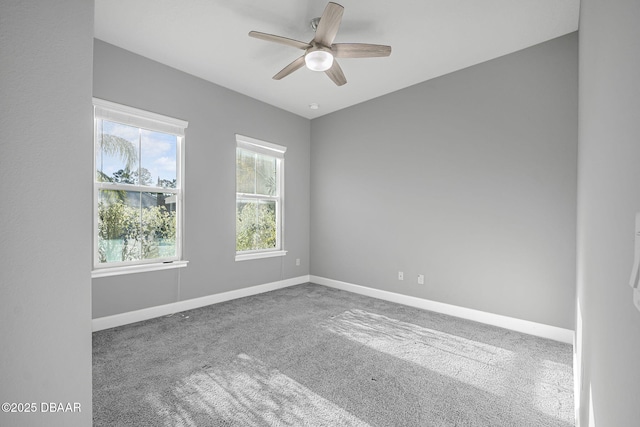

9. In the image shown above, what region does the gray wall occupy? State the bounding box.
[92,40,310,318]
[577,0,640,425]
[311,33,578,329]
[0,1,93,426]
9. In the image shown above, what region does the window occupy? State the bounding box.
[235,134,287,261]
[92,98,188,277]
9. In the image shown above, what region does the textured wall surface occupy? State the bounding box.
[0,1,94,425]
[311,34,578,329]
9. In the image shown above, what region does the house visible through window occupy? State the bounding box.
[93,98,188,276]
[236,134,287,261]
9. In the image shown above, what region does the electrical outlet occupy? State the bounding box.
[418,274,425,285]
[296,258,300,266]
[398,271,404,281]
[634,289,640,312]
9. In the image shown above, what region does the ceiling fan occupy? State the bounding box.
[249,2,391,86]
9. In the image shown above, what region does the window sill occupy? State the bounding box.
[235,250,287,262]
[92,260,189,279]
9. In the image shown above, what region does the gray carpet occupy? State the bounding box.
[93,283,574,426]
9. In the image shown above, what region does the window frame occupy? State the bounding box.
[92,98,188,278]
[235,134,287,261]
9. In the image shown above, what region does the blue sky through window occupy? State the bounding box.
[97,120,177,186]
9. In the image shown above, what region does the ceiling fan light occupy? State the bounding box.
[305,50,334,72]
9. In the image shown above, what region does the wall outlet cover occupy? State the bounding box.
[634,289,640,312]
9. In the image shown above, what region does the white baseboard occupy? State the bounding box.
[93,274,573,345]
[311,275,574,344]
[92,275,311,332]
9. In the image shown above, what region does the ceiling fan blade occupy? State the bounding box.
[273,55,306,80]
[332,43,392,58]
[314,2,344,47]
[324,59,347,86]
[249,31,310,50]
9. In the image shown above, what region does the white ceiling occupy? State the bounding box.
[95,0,580,119]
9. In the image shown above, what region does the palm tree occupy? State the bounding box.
[96,133,138,183]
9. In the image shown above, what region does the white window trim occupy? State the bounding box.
[235,250,287,262]
[94,98,187,136]
[236,134,286,158]
[92,260,189,279]
[235,134,287,261]
[92,98,188,276]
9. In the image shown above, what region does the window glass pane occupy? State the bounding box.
[141,192,177,259]
[256,153,277,196]
[96,120,139,183]
[236,199,277,251]
[98,190,177,264]
[98,189,142,263]
[257,200,277,249]
[236,148,256,194]
[236,200,255,251]
[141,130,178,188]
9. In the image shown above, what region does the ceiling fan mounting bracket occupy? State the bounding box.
[308,41,330,51]
[310,17,321,31]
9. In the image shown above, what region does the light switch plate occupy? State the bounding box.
[634,289,640,312]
